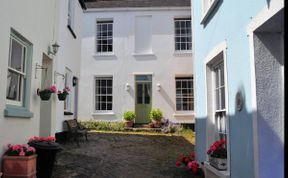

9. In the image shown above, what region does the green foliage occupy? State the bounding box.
[79,120,125,131]
[149,108,163,122]
[123,111,136,121]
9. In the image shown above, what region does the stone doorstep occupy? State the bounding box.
[124,127,162,132]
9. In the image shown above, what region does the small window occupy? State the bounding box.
[95,76,113,111]
[96,21,113,53]
[6,35,27,106]
[64,68,73,112]
[175,77,194,111]
[174,18,192,51]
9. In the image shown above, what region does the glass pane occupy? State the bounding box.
[107,87,112,94]
[144,84,150,104]
[107,79,112,87]
[137,83,143,104]
[102,45,107,52]
[101,87,106,94]
[100,80,106,86]
[221,87,225,109]
[103,24,107,31]
[180,21,186,28]
[6,71,21,101]
[220,63,225,86]
[175,21,180,28]
[175,43,180,50]
[216,90,220,110]
[176,103,182,110]
[107,45,113,52]
[10,39,24,72]
[107,96,112,102]
[101,103,106,110]
[215,68,220,88]
[135,75,152,81]
[181,43,186,50]
[101,96,106,102]
[108,24,112,31]
[107,103,112,110]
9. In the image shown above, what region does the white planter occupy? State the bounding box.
[209,156,227,170]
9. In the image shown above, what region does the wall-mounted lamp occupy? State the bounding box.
[48,42,60,55]
[156,83,161,91]
[125,83,130,91]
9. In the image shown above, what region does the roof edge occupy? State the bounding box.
[78,0,87,10]
[84,6,191,13]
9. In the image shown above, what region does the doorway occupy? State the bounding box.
[135,75,152,124]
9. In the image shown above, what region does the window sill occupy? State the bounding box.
[93,53,116,58]
[91,112,115,116]
[132,53,155,57]
[4,105,34,118]
[64,111,73,115]
[200,0,220,25]
[204,161,230,178]
[173,112,194,117]
[67,25,77,39]
[173,51,192,56]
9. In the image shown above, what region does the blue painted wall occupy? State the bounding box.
[193,0,269,178]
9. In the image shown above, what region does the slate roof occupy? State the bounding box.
[84,0,190,9]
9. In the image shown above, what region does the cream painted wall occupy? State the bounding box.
[79,8,194,123]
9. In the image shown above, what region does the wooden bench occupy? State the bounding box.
[64,119,88,146]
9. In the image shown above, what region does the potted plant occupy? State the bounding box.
[175,152,204,177]
[149,108,163,128]
[2,144,37,178]
[207,139,227,170]
[37,85,57,100]
[57,86,70,101]
[123,111,136,127]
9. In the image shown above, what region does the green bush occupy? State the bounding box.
[123,111,136,121]
[79,120,125,131]
[149,108,163,122]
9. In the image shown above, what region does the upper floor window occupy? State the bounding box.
[64,67,73,112]
[68,0,76,38]
[175,76,194,111]
[174,18,192,51]
[96,20,113,53]
[6,34,28,106]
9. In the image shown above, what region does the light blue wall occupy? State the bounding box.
[193,0,268,178]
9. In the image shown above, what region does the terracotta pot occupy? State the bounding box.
[2,154,37,178]
[153,120,162,128]
[125,121,134,127]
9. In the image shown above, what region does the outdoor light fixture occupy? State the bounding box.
[156,83,161,91]
[48,42,60,55]
[125,83,130,91]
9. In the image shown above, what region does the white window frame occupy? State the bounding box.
[94,76,113,112]
[6,35,28,106]
[204,41,230,176]
[96,20,113,53]
[200,0,220,24]
[175,76,194,111]
[174,18,192,52]
[67,0,75,29]
[64,68,73,112]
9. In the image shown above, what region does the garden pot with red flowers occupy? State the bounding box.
[2,144,37,178]
[207,139,227,170]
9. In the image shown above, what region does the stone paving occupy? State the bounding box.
[52,132,201,178]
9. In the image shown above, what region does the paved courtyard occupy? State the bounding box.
[52,132,200,178]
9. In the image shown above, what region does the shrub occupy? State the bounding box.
[123,111,136,121]
[79,120,125,131]
[149,108,163,122]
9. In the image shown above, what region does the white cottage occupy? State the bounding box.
[0,0,85,159]
[78,0,194,124]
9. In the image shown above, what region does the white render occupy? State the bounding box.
[78,7,194,123]
[0,0,83,157]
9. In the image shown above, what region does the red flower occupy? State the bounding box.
[207,149,212,155]
[184,157,190,163]
[175,161,181,167]
[189,152,195,158]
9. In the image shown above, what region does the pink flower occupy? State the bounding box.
[19,151,25,156]
[49,85,57,93]
[187,161,199,174]
[27,146,36,153]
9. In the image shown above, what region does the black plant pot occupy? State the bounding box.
[57,93,68,101]
[39,92,52,100]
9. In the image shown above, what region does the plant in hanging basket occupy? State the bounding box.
[37,85,57,100]
[2,144,37,178]
[207,139,227,170]
[57,86,70,101]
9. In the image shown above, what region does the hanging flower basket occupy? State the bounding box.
[57,93,68,101]
[39,91,52,100]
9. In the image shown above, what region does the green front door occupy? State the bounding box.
[135,75,152,124]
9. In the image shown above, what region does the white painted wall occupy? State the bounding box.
[54,0,83,133]
[79,8,194,123]
[0,0,57,156]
